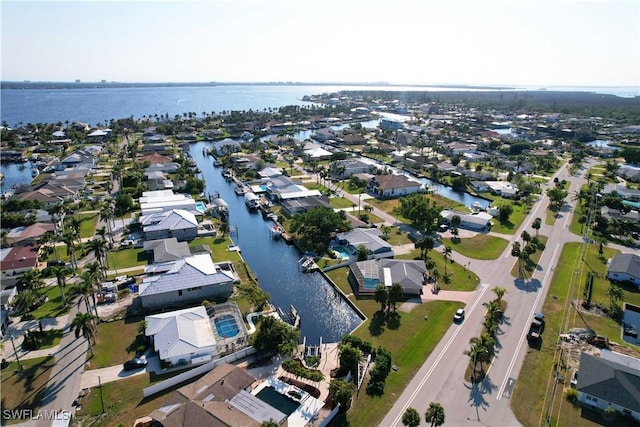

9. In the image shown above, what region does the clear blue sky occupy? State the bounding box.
[2,0,639,87]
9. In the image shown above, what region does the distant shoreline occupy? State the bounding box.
[0,81,514,90]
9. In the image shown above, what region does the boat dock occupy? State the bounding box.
[298,255,318,273]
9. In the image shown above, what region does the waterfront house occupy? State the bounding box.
[14,181,78,206]
[380,117,403,130]
[469,181,490,193]
[606,253,640,288]
[145,170,174,191]
[86,128,111,143]
[0,245,39,277]
[348,258,426,297]
[575,352,640,423]
[618,164,640,183]
[330,158,373,179]
[440,209,493,231]
[56,149,97,170]
[5,222,56,247]
[145,306,218,366]
[147,364,269,426]
[485,181,519,198]
[139,152,173,164]
[139,189,198,215]
[335,228,393,260]
[143,237,192,263]
[303,144,333,161]
[139,254,237,309]
[145,162,181,175]
[312,127,336,142]
[267,176,322,203]
[367,174,422,198]
[140,209,199,242]
[280,195,332,216]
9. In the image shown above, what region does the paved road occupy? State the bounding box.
[381,161,596,426]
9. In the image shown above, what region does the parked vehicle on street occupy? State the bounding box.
[453,308,465,323]
[527,312,545,341]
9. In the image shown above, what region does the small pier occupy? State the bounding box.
[298,255,318,273]
[278,305,301,328]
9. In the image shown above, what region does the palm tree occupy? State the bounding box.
[72,312,96,357]
[532,217,542,236]
[85,261,107,282]
[13,290,39,315]
[60,230,78,272]
[50,265,70,307]
[18,269,44,292]
[483,299,504,322]
[424,402,445,427]
[374,284,388,313]
[465,342,483,382]
[72,272,100,323]
[492,286,507,302]
[388,282,403,313]
[442,246,452,277]
[470,333,495,364]
[99,203,115,244]
[87,238,109,268]
[511,242,522,278]
[402,407,421,427]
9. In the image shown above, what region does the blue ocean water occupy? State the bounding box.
[2,83,636,128]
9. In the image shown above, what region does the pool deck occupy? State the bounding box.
[253,375,325,426]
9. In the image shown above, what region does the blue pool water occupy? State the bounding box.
[331,246,351,260]
[195,201,206,213]
[255,386,300,416]
[214,314,240,338]
[364,278,380,289]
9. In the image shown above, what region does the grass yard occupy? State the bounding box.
[30,284,74,319]
[511,242,639,427]
[447,234,509,260]
[188,236,242,263]
[325,267,353,296]
[337,301,462,427]
[0,357,56,425]
[488,199,529,234]
[75,368,203,427]
[76,212,99,238]
[108,247,150,269]
[395,248,480,291]
[384,227,412,246]
[329,196,356,209]
[89,317,147,368]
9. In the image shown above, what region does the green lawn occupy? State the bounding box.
[1,356,56,425]
[77,212,99,238]
[338,301,462,427]
[188,236,242,263]
[384,228,412,246]
[487,199,528,234]
[326,267,353,295]
[511,242,638,427]
[30,284,74,319]
[447,234,509,260]
[329,197,355,209]
[108,247,150,269]
[395,248,480,291]
[90,317,147,368]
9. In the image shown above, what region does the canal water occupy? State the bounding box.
[189,141,363,344]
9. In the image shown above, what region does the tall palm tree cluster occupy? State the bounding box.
[466,286,507,383]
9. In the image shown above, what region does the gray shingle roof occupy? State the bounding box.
[608,253,640,280]
[577,352,640,412]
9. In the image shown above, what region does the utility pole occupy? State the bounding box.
[98,376,105,414]
[9,333,23,372]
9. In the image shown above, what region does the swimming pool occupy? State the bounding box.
[255,386,300,416]
[195,201,206,213]
[363,277,380,289]
[331,246,351,260]
[214,314,240,338]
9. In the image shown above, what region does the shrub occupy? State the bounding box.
[564,388,579,403]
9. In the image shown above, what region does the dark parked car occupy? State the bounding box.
[123,357,147,371]
[47,260,68,268]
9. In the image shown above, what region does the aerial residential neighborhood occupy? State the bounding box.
[0,85,639,427]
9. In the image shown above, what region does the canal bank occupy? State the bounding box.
[190,142,363,344]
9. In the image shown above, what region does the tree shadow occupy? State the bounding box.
[466,375,497,422]
[368,311,385,337]
[386,312,401,330]
[514,277,542,293]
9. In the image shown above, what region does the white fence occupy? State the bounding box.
[143,346,257,398]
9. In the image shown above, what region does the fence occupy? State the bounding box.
[142,346,257,398]
[320,405,341,427]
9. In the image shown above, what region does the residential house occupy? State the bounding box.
[86,129,110,143]
[606,253,640,288]
[576,352,640,423]
[139,152,173,164]
[140,209,199,242]
[56,149,97,170]
[139,190,198,215]
[145,162,181,174]
[603,184,640,203]
[280,196,332,216]
[335,228,394,260]
[303,144,333,161]
[600,207,640,225]
[139,254,237,309]
[145,170,174,191]
[380,117,403,130]
[312,127,336,142]
[485,181,519,198]
[0,245,40,277]
[5,223,55,247]
[367,174,422,198]
[148,364,280,427]
[348,258,426,297]
[618,164,640,183]
[330,158,373,179]
[341,134,367,145]
[266,176,322,203]
[143,238,192,263]
[145,306,218,366]
[440,209,493,231]
[14,181,78,206]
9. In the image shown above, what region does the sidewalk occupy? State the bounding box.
[2,313,71,362]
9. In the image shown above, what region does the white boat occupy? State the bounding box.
[271,225,282,239]
[471,201,483,211]
[234,184,248,195]
[244,192,260,209]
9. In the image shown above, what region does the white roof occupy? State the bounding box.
[145,306,217,360]
[304,146,332,158]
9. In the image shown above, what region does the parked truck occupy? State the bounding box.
[527,312,545,341]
